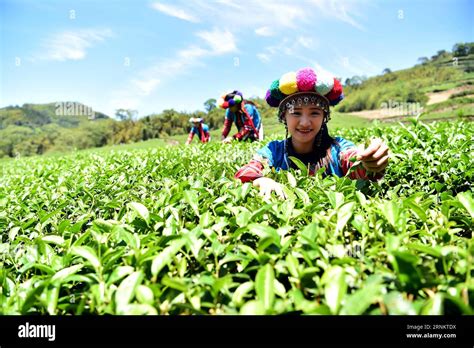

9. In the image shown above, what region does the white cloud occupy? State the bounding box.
[109,27,238,117]
[177,46,209,59]
[196,27,237,55]
[337,55,381,76]
[311,62,337,77]
[151,2,199,22]
[309,0,366,31]
[132,78,160,96]
[255,26,273,37]
[215,0,242,9]
[39,28,113,61]
[256,1,308,29]
[257,53,271,63]
[143,27,236,82]
[297,36,314,49]
[257,36,319,64]
[161,0,366,34]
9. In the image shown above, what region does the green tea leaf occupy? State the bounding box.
[336,202,356,234]
[232,281,254,306]
[255,264,275,312]
[70,246,101,270]
[115,271,143,310]
[341,281,383,315]
[128,202,150,223]
[457,191,474,218]
[322,266,347,314]
[151,239,186,277]
[51,265,84,284]
[240,300,266,315]
[288,156,308,175]
[41,235,65,246]
[184,190,200,217]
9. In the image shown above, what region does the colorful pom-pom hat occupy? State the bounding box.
[217,90,244,109]
[265,67,344,123]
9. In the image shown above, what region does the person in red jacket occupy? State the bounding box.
[185,117,210,145]
[218,90,263,143]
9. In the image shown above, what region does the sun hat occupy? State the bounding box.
[189,117,203,123]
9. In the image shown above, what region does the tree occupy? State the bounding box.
[344,75,367,87]
[204,98,217,113]
[417,57,429,65]
[452,43,468,57]
[431,50,449,60]
[468,43,474,55]
[115,109,137,121]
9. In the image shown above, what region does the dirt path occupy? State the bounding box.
[383,115,474,123]
[426,86,472,105]
[348,109,397,119]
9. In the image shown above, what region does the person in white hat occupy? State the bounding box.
[185,117,211,145]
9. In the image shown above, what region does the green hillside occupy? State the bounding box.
[336,44,474,113]
[1,43,473,159]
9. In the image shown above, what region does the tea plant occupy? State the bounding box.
[0,121,472,315]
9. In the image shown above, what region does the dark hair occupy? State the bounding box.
[243,99,257,107]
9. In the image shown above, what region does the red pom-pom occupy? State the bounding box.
[326,78,343,101]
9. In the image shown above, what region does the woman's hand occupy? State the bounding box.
[222,137,233,144]
[357,138,390,173]
[253,177,287,200]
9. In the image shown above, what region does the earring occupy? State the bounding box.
[315,123,325,148]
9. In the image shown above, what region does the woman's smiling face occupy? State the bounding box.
[285,105,325,146]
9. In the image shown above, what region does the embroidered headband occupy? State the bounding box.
[277,92,331,122]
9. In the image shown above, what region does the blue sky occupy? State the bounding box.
[1,0,473,117]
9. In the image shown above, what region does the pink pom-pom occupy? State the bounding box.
[296,68,316,92]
